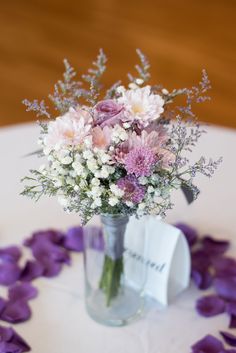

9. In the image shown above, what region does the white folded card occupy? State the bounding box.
[124,216,191,306]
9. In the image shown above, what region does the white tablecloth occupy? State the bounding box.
[0,122,236,353]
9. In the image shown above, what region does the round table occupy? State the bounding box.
[0,122,236,353]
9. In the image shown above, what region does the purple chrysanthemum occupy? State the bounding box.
[117,175,146,204]
[124,147,156,177]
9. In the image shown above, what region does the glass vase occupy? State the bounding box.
[83,214,146,326]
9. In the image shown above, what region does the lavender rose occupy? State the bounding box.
[94,99,124,127]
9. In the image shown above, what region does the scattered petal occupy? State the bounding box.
[191,334,224,353]
[214,277,236,301]
[201,236,230,255]
[20,260,44,282]
[0,246,22,263]
[229,315,236,329]
[41,259,63,278]
[192,250,211,272]
[10,329,31,352]
[174,223,198,247]
[191,269,213,290]
[0,325,13,341]
[196,295,226,317]
[0,263,21,286]
[0,341,21,353]
[212,257,236,277]
[220,332,236,347]
[63,227,84,252]
[0,297,6,313]
[0,325,30,352]
[30,238,70,265]
[24,229,64,247]
[226,302,236,316]
[1,300,31,324]
[8,283,38,302]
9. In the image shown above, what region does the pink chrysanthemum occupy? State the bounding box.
[117,176,145,204]
[124,147,156,177]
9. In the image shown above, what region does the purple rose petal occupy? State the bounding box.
[0,246,22,263]
[0,297,6,314]
[0,263,21,286]
[20,260,44,282]
[30,237,70,265]
[226,302,236,316]
[192,250,211,271]
[214,277,236,301]
[229,315,236,329]
[191,334,224,353]
[63,227,84,252]
[223,349,236,353]
[196,295,226,317]
[220,332,236,347]
[211,257,236,277]
[10,329,31,352]
[0,325,30,352]
[24,229,64,247]
[41,258,63,278]
[0,341,21,353]
[8,283,38,302]
[201,236,230,255]
[1,300,31,324]
[174,223,198,247]
[191,269,213,290]
[0,327,13,343]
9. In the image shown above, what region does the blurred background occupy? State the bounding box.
[0,0,235,128]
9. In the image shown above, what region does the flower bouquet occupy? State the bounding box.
[21,49,221,324]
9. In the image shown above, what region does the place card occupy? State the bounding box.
[125,216,191,306]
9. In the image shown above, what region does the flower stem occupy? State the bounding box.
[99,255,123,306]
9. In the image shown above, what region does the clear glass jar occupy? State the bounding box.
[83,214,146,326]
